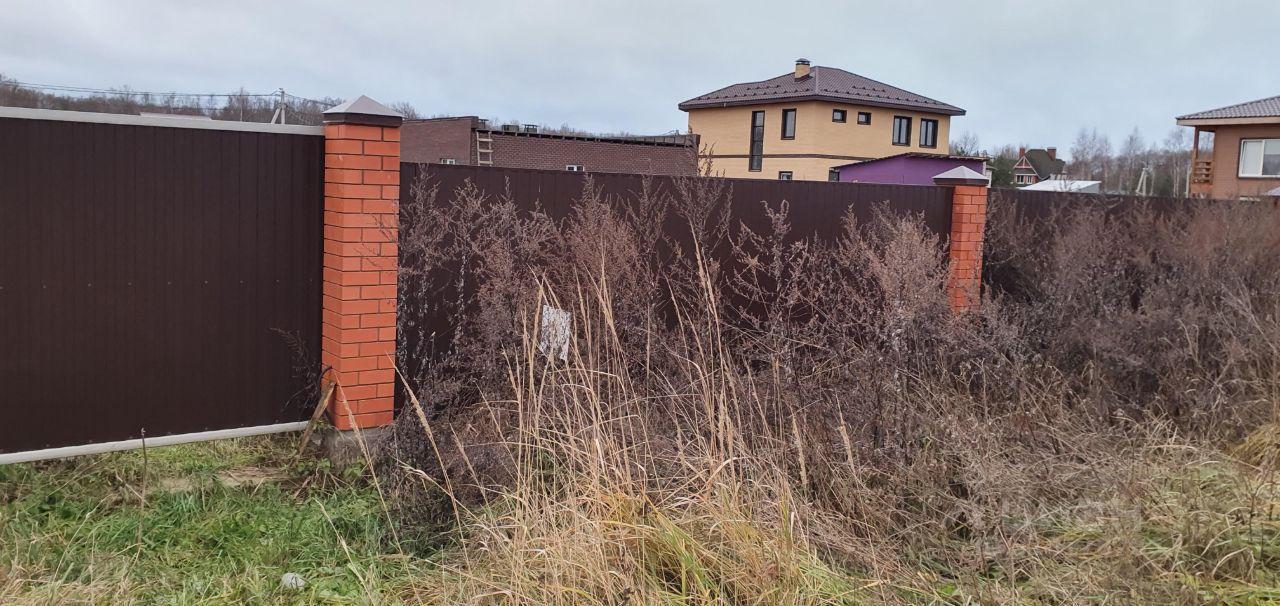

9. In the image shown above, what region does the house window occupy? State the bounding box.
[748,110,765,172]
[439,158,456,165]
[1239,139,1280,177]
[778,171,793,181]
[781,108,797,140]
[892,116,911,146]
[832,109,847,123]
[920,119,939,148]
[566,164,584,172]
[828,168,840,182]
[857,112,871,125]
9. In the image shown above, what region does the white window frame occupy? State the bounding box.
[566,164,584,172]
[440,157,456,165]
[1239,139,1280,178]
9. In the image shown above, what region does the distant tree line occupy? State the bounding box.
[0,76,651,140]
[0,75,361,126]
[952,127,1196,197]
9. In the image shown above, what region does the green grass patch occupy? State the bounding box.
[0,435,424,605]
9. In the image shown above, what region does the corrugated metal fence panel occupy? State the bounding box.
[400,163,953,234]
[0,117,323,454]
[991,188,1203,220]
[395,163,953,401]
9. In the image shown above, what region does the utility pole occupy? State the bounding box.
[1136,164,1154,197]
[270,88,287,124]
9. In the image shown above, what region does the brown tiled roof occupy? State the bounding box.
[1178,95,1280,120]
[679,66,964,115]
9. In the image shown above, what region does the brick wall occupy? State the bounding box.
[488,132,697,175]
[400,117,698,176]
[322,120,400,429]
[401,117,478,165]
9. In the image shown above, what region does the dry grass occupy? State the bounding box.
[376,176,1280,604]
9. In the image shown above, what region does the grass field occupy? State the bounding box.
[0,435,428,605]
[2,427,1278,605]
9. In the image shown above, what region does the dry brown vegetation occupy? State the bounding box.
[379,176,1280,604]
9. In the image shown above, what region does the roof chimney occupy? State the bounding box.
[794,58,811,79]
[1018,146,1026,158]
[1046,147,1057,160]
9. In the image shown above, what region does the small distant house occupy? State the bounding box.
[830,152,986,186]
[1177,95,1280,199]
[679,59,965,181]
[1020,179,1101,194]
[1011,147,1066,186]
[400,116,698,176]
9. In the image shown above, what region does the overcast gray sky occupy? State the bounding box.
[2,0,1276,159]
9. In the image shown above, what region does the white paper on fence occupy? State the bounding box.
[539,305,571,361]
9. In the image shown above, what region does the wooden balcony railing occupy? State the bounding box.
[1191,159,1213,185]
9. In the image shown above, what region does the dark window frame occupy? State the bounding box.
[748,110,765,172]
[828,168,840,182]
[832,108,847,123]
[857,111,871,125]
[920,118,939,149]
[781,108,797,140]
[892,115,912,146]
[778,171,793,180]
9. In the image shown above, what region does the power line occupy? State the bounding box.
[3,80,330,104]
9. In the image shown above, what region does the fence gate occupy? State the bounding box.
[0,108,323,462]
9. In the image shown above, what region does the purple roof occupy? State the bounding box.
[679,66,964,116]
[836,154,985,187]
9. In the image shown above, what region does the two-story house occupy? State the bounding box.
[678,59,965,181]
[1011,147,1066,186]
[1177,95,1280,199]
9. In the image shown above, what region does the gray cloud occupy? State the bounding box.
[2,0,1275,159]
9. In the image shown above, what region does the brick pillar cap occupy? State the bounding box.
[324,95,403,127]
[932,166,990,186]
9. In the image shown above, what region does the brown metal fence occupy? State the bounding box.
[0,114,323,454]
[396,163,954,398]
[989,188,1201,220]
[402,164,953,236]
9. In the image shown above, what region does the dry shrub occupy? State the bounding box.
[377,175,1280,603]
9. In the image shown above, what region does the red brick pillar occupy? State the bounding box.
[320,96,403,429]
[933,167,990,313]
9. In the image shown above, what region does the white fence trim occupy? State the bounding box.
[0,106,324,136]
[0,421,311,465]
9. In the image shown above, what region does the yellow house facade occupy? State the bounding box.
[680,60,965,181]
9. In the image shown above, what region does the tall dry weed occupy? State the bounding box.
[378,175,1280,603]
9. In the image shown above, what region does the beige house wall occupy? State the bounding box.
[688,101,953,180]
